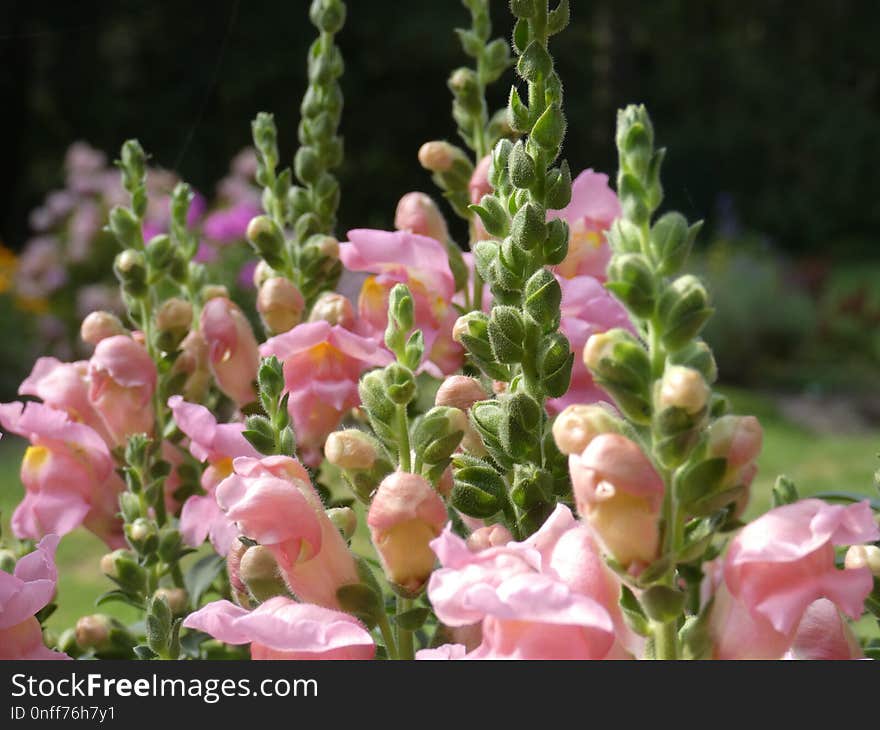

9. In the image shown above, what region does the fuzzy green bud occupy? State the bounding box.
[657,275,713,352]
[583,329,652,424]
[451,454,506,519]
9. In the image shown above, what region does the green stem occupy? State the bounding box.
[396,596,415,660]
[397,404,412,472]
[376,610,398,660]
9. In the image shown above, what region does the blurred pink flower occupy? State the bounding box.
[203,201,262,245]
[0,402,124,548]
[216,456,359,609]
[340,228,463,376]
[183,597,374,660]
[548,169,620,281]
[87,335,157,447]
[260,320,392,466]
[168,395,260,556]
[16,237,67,299]
[0,535,70,660]
[200,296,261,407]
[549,274,635,414]
[784,598,864,660]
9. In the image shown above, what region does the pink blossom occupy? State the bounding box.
[200,297,261,406]
[785,598,864,660]
[707,499,879,658]
[87,335,157,447]
[203,201,262,245]
[0,535,70,660]
[549,274,635,414]
[0,402,124,548]
[215,456,359,609]
[16,237,67,299]
[168,395,260,555]
[547,169,620,280]
[427,505,620,659]
[569,433,665,570]
[394,192,449,243]
[19,357,112,444]
[260,320,392,465]
[183,597,374,660]
[367,472,448,592]
[339,228,463,375]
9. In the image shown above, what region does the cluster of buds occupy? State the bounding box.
[246,0,347,308]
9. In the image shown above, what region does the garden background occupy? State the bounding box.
[1,0,879,630]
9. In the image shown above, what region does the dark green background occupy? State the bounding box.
[2,0,879,257]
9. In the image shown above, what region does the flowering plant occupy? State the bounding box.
[2,0,879,662]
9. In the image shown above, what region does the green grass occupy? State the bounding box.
[2,389,878,635]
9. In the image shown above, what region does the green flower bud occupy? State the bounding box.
[640,585,686,623]
[545,160,573,211]
[451,454,506,518]
[153,587,188,617]
[470,195,510,239]
[668,339,718,385]
[100,549,146,595]
[453,311,511,380]
[488,305,525,363]
[385,284,415,352]
[509,201,546,251]
[107,206,142,249]
[412,406,467,466]
[657,275,713,352]
[326,506,358,541]
[383,363,416,406]
[157,528,183,564]
[498,391,542,462]
[517,39,553,83]
[542,218,569,265]
[295,146,322,185]
[246,215,287,271]
[113,249,147,298]
[606,253,656,318]
[531,103,566,151]
[523,268,562,332]
[251,112,279,179]
[0,549,16,574]
[489,138,514,189]
[538,332,573,398]
[118,491,142,522]
[771,475,799,508]
[510,0,537,18]
[126,517,158,555]
[511,463,553,509]
[119,139,147,189]
[498,237,529,289]
[605,217,643,255]
[583,329,652,424]
[448,67,482,114]
[155,297,192,351]
[675,457,742,517]
[469,399,513,470]
[309,0,346,33]
[650,212,701,276]
[508,140,536,189]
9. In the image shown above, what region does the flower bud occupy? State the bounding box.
[0,549,16,573]
[326,507,358,541]
[706,415,763,469]
[81,311,126,345]
[466,524,513,552]
[607,253,656,318]
[451,453,508,518]
[412,406,467,469]
[657,275,712,352]
[126,518,158,554]
[308,291,355,328]
[246,214,286,271]
[583,329,652,425]
[488,305,525,363]
[113,249,147,298]
[226,540,252,608]
[201,284,230,301]
[156,297,193,350]
[435,375,488,411]
[448,67,481,113]
[383,363,416,405]
[650,212,700,276]
[100,549,147,594]
[658,366,709,415]
[153,587,188,616]
[325,429,379,471]
[75,615,112,651]
[252,260,276,288]
[552,403,622,455]
[523,269,562,333]
[257,276,305,334]
[239,545,289,602]
[418,141,467,173]
[844,545,880,576]
[394,192,449,242]
[368,472,448,593]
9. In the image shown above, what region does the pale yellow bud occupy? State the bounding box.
[658,366,710,414]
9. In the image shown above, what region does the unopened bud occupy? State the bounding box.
[0,549,16,573]
[325,429,379,471]
[252,260,276,289]
[395,192,449,242]
[126,518,158,554]
[81,311,125,345]
[113,249,147,297]
[658,366,709,414]
[308,291,355,328]
[257,276,305,334]
[466,524,513,552]
[552,404,621,455]
[844,545,880,576]
[201,284,229,301]
[153,587,188,616]
[706,415,763,468]
[75,614,112,651]
[239,545,288,602]
[418,140,466,173]
[435,376,488,412]
[246,215,286,270]
[326,507,358,540]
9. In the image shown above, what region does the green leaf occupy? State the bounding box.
[95,590,145,610]
[619,585,650,636]
[133,644,158,660]
[392,607,431,631]
[185,554,226,606]
[547,0,570,35]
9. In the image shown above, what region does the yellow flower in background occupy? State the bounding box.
[0,242,17,294]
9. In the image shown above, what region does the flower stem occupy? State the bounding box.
[376,610,398,660]
[397,404,412,472]
[396,596,415,660]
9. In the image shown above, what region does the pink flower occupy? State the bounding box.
[427,505,620,659]
[569,433,665,570]
[367,472,448,592]
[200,297,261,406]
[183,597,374,660]
[469,155,492,206]
[547,169,621,280]
[168,395,260,556]
[339,228,463,375]
[87,335,157,447]
[216,456,359,609]
[19,357,113,445]
[203,201,262,245]
[0,402,124,548]
[394,192,449,243]
[785,598,864,660]
[549,274,635,414]
[707,499,879,659]
[260,320,392,466]
[0,535,69,660]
